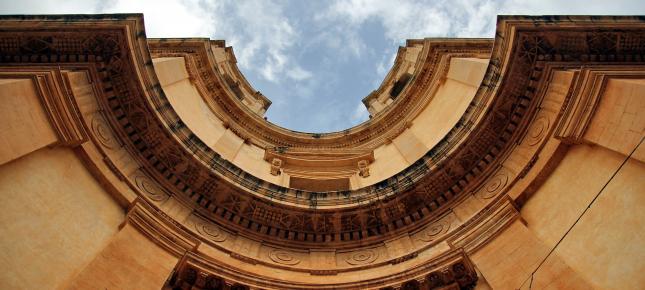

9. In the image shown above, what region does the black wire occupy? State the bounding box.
[522,136,644,290]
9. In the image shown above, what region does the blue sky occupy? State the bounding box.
[2,0,644,132]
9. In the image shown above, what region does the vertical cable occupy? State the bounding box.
[519,136,644,290]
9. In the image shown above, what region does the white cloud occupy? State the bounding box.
[376,61,386,77]
[106,0,314,86]
[322,0,645,43]
[376,51,396,77]
[197,0,308,85]
[287,66,313,81]
[100,0,216,37]
[373,50,397,87]
[351,102,370,123]
[3,0,645,132]
[323,1,441,39]
[0,0,100,14]
[292,80,317,100]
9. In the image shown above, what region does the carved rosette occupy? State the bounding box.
[268,249,301,265]
[133,172,169,202]
[5,14,645,290]
[90,113,121,150]
[526,114,551,146]
[476,168,510,200]
[345,249,378,266]
[417,218,451,242]
[195,219,227,243]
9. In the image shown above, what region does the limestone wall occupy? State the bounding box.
[473,143,644,290]
[468,74,645,289]
[0,147,124,290]
[153,56,288,186]
[359,57,489,187]
[0,14,643,290]
[153,55,490,190]
[0,79,58,165]
[67,224,178,290]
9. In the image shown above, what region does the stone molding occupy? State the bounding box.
[1,14,644,289]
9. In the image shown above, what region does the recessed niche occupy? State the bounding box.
[289,176,350,192]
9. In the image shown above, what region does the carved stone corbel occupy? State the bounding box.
[270,158,282,176]
[358,159,370,178]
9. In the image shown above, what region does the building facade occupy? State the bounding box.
[0,14,643,289]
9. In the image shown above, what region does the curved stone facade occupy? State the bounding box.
[0,14,643,290]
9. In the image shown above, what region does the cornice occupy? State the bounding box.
[0,68,88,146]
[141,37,496,210]
[150,37,492,150]
[167,248,477,290]
[3,14,644,290]
[1,13,643,252]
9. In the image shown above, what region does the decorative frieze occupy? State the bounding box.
[3,14,644,290]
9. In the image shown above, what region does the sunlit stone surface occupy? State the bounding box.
[0,14,643,290]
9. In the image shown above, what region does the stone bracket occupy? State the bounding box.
[0,69,89,146]
[555,67,645,144]
[125,198,200,257]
